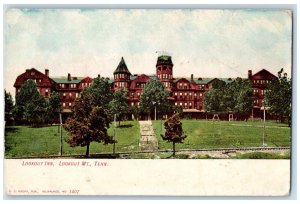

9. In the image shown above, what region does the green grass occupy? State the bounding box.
[5,119,291,158]
[153,120,291,150]
[232,151,291,159]
[5,121,140,158]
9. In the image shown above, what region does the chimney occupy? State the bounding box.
[191,74,194,81]
[45,69,49,77]
[248,70,252,79]
[98,74,100,78]
[68,73,71,81]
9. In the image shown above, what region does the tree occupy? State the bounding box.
[161,113,187,157]
[204,89,222,112]
[128,106,139,120]
[15,79,47,126]
[204,78,253,120]
[5,90,14,124]
[64,91,114,157]
[46,91,61,124]
[85,76,113,113]
[109,87,129,126]
[233,78,253,115]
[265,68,292,125]
[211,79,226,89]
[139,80,170,119]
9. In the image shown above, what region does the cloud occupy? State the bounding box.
[4,9,292,97]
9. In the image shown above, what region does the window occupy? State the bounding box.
[184,92,187,96]
[200,93,203,97]
[179,83,182,88]
[69,103,72,107]
[76,93,79,98]
[63,103,66,107]
[180,92,182,96]
[189,92,192,96]
[137,102,140,107]
[175,92,177,96]
[31,72,35,75]
[175,102,177,106]
[131,102,134,106]
[180,102,182,106]
[69,93,72,97]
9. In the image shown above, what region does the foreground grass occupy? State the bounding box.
[153,120,291,150]
[5,121,140,158]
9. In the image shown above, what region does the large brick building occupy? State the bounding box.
[247,69,277,117]
[14,68,92,112]
[14,55,277,118]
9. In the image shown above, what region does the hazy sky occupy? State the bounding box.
[4,9,292,96]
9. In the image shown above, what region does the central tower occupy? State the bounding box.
[156,55,173,90]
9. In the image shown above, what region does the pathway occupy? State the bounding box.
[138,121,158,151]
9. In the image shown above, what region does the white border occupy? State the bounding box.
[1,0,298,203]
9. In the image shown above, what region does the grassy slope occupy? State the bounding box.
[152,120,291,150]
[5,120,140,158]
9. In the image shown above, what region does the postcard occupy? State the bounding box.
[3,8,292,196]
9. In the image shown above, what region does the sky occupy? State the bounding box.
[4,9,292,97]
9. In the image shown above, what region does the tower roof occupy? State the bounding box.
[156,55,173,66]
[113,57,131,75]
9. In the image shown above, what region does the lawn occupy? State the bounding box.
[152,119,291,150]
[5,120,140,158]
[5,119,291,158]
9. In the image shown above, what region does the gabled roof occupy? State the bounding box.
[252,69,277,78]
[131,74,150,82]
[14,68,55,87]
[113,57,131,75]
[174,78,191,83]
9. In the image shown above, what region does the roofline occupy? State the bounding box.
[252,69,277,78]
